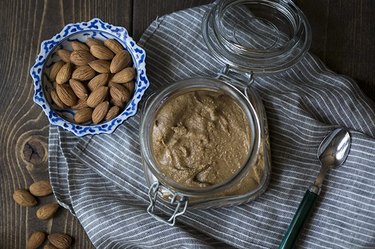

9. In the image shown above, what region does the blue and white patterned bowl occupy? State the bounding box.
[30,18,149,136]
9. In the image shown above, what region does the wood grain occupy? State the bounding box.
[0,1,374,249]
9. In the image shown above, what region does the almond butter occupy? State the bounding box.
[27,231,46,249]
[88,60,111,73]
[56,49,71,63]
[87,86,108,108]
[13,189,37,207]
[71,41,89,51]
[49,61,65,81]
[92,101,109,124]
[111,67,136,83]
[86,37,103,47]
[105,106,120,121]
[104,39,124,54]
[123,81,135,93]
[110,84,131,104]
[74,107,93,123]
[51,89,66,109]
[72,65,96,81]
[56,84,78,107]
[29,180,52,197]
[88,74,109,91]
[72,98,89,110]
[69,79,88,99]
[44,243,58,249]
[48,233,72,249]
[56,63,72,84]
[70,50,95,66]
[90,45,115,60]
[110,50,131,73]
[36,203,59,220]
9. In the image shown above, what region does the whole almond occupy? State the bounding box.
[49,61,65,81]
[110,50,131,73]
[29,180,52,197]
[88,74,109,91]
[72,65,96,81]
[72,98,89,110]
[92,101,110,124]
[86,38,103,47]
[89,60,111,73]
[13,189,37,207]
[105,106,120,121]
[36,203,59,220]
[74,107,93,123]
[110,84,131,103]
[90,45,115,60]
[71,41,89,51]
[56,84,78,107]
[56,49,71,63]
[123,81,135,93]
[70,50,95,66]
[110,97,125,108]
[44,243,58,249]
[56,63,72,84]
[27,231,46,249]
[104,39,124,54]
[51,89,66,109]
[87,86,108,108]
[111,67,136,83]
[48,233,72,249]
[69,79,88,99]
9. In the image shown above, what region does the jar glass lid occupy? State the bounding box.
[202,0,312,73]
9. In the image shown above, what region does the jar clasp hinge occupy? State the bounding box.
[216,64,254,90]
[147,181,188,226]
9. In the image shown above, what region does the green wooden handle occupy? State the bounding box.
[278,189,319,249]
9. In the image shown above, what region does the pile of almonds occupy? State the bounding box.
[48,38,136,124]
[13,180,72,249]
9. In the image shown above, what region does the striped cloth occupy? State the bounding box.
[49,4,375,249]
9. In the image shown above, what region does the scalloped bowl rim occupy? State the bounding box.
[30,18,149,136]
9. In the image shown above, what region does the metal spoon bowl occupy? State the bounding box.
[279,128,351,249]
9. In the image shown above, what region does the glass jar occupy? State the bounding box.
[140,0,311,225]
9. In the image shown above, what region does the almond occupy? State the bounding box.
[69,79,88,99]
[48,233,72,249]
[110,84,131,103]
[111,67,136,83]
[29,180,52,197]
[56,49,71,63]
[72,98,89,110]
[36,203,59,220]
[71,41,89,51]
[56,84,78,107]
[90,45,115,60]
[74,107,93,123]
[70,50,95,66]
[88,60,111,73]
[44,243,58,249]
[88,74,109,91]
[110,97,125,108]
[27,231,46,249]
[105,106,120,121]
[110,50,131,73]
[72,65,96,81]
[56,63,72,84]
[86,37,103,47]
[51,89,66,109]
[123,81,135,93]
[104,39,124,54]
[13,189,37,207]
[49,61,65,81]
[87,86,108,108]
[92,101,109,124]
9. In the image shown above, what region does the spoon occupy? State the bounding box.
[278,128,351,249]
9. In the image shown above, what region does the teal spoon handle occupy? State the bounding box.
[278,186,319,249]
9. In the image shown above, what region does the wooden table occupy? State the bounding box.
[1,1,374,248]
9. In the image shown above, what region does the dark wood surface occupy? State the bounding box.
[0,1,374,248]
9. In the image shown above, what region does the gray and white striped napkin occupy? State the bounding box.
[49,4,375,249]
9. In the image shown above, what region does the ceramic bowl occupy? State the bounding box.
[30,18,149,136]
